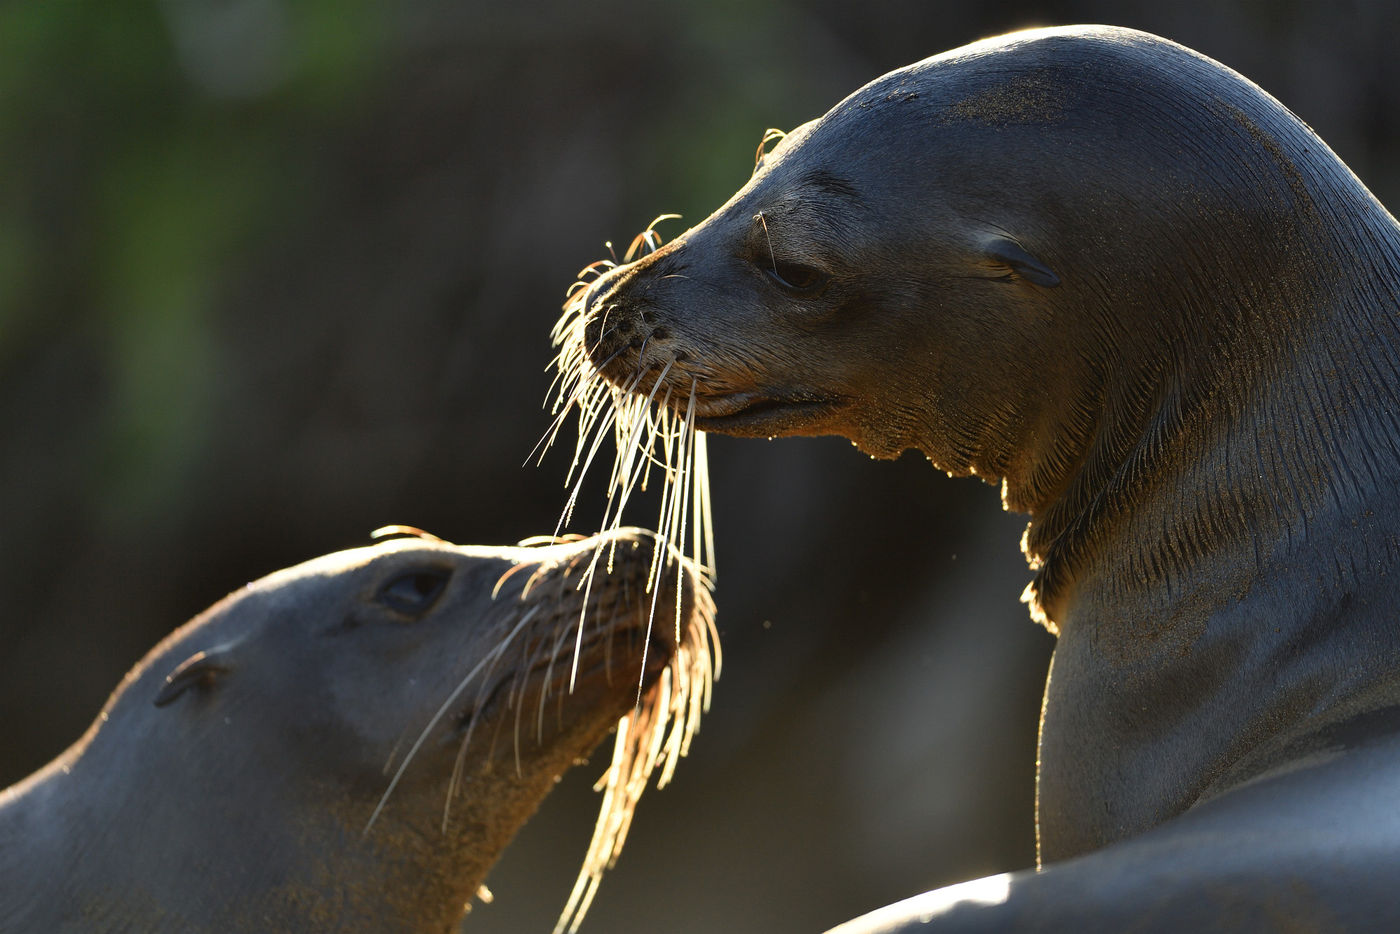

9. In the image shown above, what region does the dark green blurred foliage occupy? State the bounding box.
[1,0,385,523]
[2,2,1399,932]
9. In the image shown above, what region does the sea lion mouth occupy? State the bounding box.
[454,623,675,734]
[694,391,846,436]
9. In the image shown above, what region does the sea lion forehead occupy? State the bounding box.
[233,540,514,617]
[251,538,522,589]
[826,24,1207,131]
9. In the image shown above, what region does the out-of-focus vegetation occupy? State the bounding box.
[3,2,1399,932]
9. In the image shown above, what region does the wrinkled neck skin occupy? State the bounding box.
[994,168,1400,863]
[0,726,519,933]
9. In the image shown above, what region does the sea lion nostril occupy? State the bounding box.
[651,326,671,340]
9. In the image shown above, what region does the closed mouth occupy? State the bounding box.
[694,392,844,436]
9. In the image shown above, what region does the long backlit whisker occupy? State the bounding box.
[367,603,543,834]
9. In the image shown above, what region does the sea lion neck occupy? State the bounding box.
[1029,204,1400,859]
[1011,189,1400,634]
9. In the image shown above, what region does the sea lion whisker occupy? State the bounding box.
[565,542,607,692]
[598,361,676,542]
[598,408,650,548]
[645,403,684,596]
[528,384,595,468]
[554,581,719,934]
[570,259,617,287]
[636,384,674,503]
[490,561,534,600]
[442,646,512,832]
[510,653,541,780]
[481,677,516,769]
[600,388,653,509]
[536,618,588,745]
[604,586,621,682]
[552,716,631,934]
[381,734,406,777]
[566,387,608,461]
[623,213,682,263]
[755,210,778,275]
[521,564,555,599]
[555,406,619,537]
[654,392,696,662]
[563,380,618,475]
[624,231,652,263]
[623,406,664,500]
[637,472,686,707]
[365,603,542,834]
[510,639,550,777]
[694,427,715,573]
[667,391,700,644]
[368,524,447,543]
[754,126,787,172]
[511,632,550,713]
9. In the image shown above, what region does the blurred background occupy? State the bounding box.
[3,1,1399,931]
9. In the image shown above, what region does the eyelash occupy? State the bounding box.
[764,259,830,294]
[750,213,831,295]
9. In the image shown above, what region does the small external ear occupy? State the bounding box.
[982,235,1060,287]
[153,646,235,708]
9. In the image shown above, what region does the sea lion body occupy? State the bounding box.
[829,720,1400,931]
[563,24,1400,930]
[0,528,710,933]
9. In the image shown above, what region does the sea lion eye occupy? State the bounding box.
[765,260,830,295]
[376,568,451,617]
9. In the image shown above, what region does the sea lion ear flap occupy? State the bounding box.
[982,235,1060,287]
[153,646,236,708]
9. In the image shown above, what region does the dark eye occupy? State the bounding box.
[376,568,450,618]
[765,260,830,295]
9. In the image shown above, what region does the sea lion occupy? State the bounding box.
[554,24,1400,930]
[0,527,717,934]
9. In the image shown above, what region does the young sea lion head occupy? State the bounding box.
[574,25,1338,513]
[121,530,693,816]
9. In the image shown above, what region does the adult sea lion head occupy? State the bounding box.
[0,527,717,934]
[567,25,1369,564]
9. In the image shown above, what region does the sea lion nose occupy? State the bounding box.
[581,300,642,367]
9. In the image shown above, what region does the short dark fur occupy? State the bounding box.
[570,24,1400,931]
[0,529,705,934]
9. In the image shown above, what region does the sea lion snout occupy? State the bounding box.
[565,219,867,443]
[579,242,697,390]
